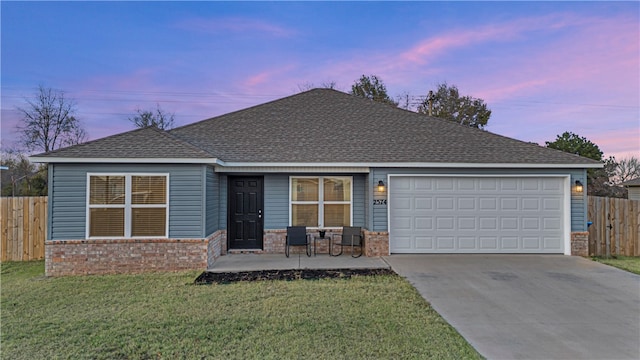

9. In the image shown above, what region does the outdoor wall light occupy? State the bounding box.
[575,180,584,193]
[377,180,386,192]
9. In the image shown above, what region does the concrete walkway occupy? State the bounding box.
[384,255,640,360]
[208,253,390,272]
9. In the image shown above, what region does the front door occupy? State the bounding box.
[228,177,263,249]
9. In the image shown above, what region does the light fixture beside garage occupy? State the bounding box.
[575,180,584,193]
[377,180,385,192]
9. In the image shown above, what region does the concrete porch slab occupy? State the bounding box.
[208,254,391,273]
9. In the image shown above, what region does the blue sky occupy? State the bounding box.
[2,1,638,159]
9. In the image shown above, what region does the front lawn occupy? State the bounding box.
[1,261,481,359]
[592,256,640,275]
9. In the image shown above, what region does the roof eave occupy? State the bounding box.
[29,156,222,165]
[29,157,602,169]
[219,161,603,169]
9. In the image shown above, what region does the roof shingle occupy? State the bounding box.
[34,89,601,166]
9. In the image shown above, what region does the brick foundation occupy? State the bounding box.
[45,234,225,276]
[571,231,589,257]
[363,230,389,256]
[262,229,368,256]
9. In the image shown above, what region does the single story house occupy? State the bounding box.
[620,178,640,200]
[31,89,602,276]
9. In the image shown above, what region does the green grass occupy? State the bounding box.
[1,261,481,360]
[592,256,640,275]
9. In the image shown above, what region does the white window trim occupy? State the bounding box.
[289,176,353,229]
[86,173,170,239]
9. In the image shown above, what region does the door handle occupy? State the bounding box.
[258,209,262,219]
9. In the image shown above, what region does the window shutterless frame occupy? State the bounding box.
[289,176,353,228]
[86,173,169,239]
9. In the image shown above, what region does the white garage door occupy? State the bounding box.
[389,176,566,254]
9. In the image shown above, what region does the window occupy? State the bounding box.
[87,174,168,238]
[290,176,352,228]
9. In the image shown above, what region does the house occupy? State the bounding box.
[31,89,602,276]
[620,178,640,200]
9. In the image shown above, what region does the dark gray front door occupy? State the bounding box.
[228,177,263,249]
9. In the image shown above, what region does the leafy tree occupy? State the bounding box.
[0,150,46,196]
[350,75,398,106]
[417,83,491,129]
[545,132,603,161]
[128,104,175,130]
[545,132,625,197]
[16,85,87,153]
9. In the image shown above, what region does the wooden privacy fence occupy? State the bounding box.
[588,196,640,257]
[1,197,47,261]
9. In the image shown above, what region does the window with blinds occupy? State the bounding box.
[87,174,168,238]
[290,176,352,228]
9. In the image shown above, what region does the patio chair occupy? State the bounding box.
[285,226,311,258]
[330,226,363,258]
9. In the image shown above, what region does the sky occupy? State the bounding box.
[1,1,639,160]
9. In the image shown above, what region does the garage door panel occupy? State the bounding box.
[459,236,476,249]
[415,236,433,249]
[437,237,455,249]
[522,198,541,210]
[458,197,476,210]
[458,217,476,230]
[458,178,476,191]
[479,198,497,210]
[501,237,519,249]
[501,198,519,210]
[500,179,518,191]
[436,197,454,210]
[436,178,455,190]
[390,176,565,254]
[415,197,433,210]
[436,217,455,230]
[480,236,498,249]
[479,178,498,190]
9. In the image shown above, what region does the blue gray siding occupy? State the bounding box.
[371,168,587,232]
[49,163,206,240]
[264,174,289,229]
[352,174,366,227]
[218,175,227,230]
[205,166,219,236]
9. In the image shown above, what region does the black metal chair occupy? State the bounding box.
[285,226,311,257]
[330,226,363,258]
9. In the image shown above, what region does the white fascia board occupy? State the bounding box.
[29,157,222,165]
[220,161,604,169]
[30,157,602,169]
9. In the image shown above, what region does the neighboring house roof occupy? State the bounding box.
[32,88,602,167]
[620,178,640,187]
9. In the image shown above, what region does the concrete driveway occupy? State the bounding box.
[384,255,640,360]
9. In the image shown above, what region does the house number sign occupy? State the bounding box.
[373,199,387,205]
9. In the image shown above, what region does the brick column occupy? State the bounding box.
[571,232,589,257]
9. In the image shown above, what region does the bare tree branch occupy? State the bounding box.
[16,85,87,153]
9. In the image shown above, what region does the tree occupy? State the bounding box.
[350,75,398,106]
[128,104,175,130]
[417,83,491,129]
[545,132,625,197]
[613,156,640,184]
[0,149,47,196]
[297,81,337,92]
[545,132,603,161]
[16,85,87,153]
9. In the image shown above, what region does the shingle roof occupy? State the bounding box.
[34,89,601,166]
[620,178,640,186]
[33,126,213,159]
